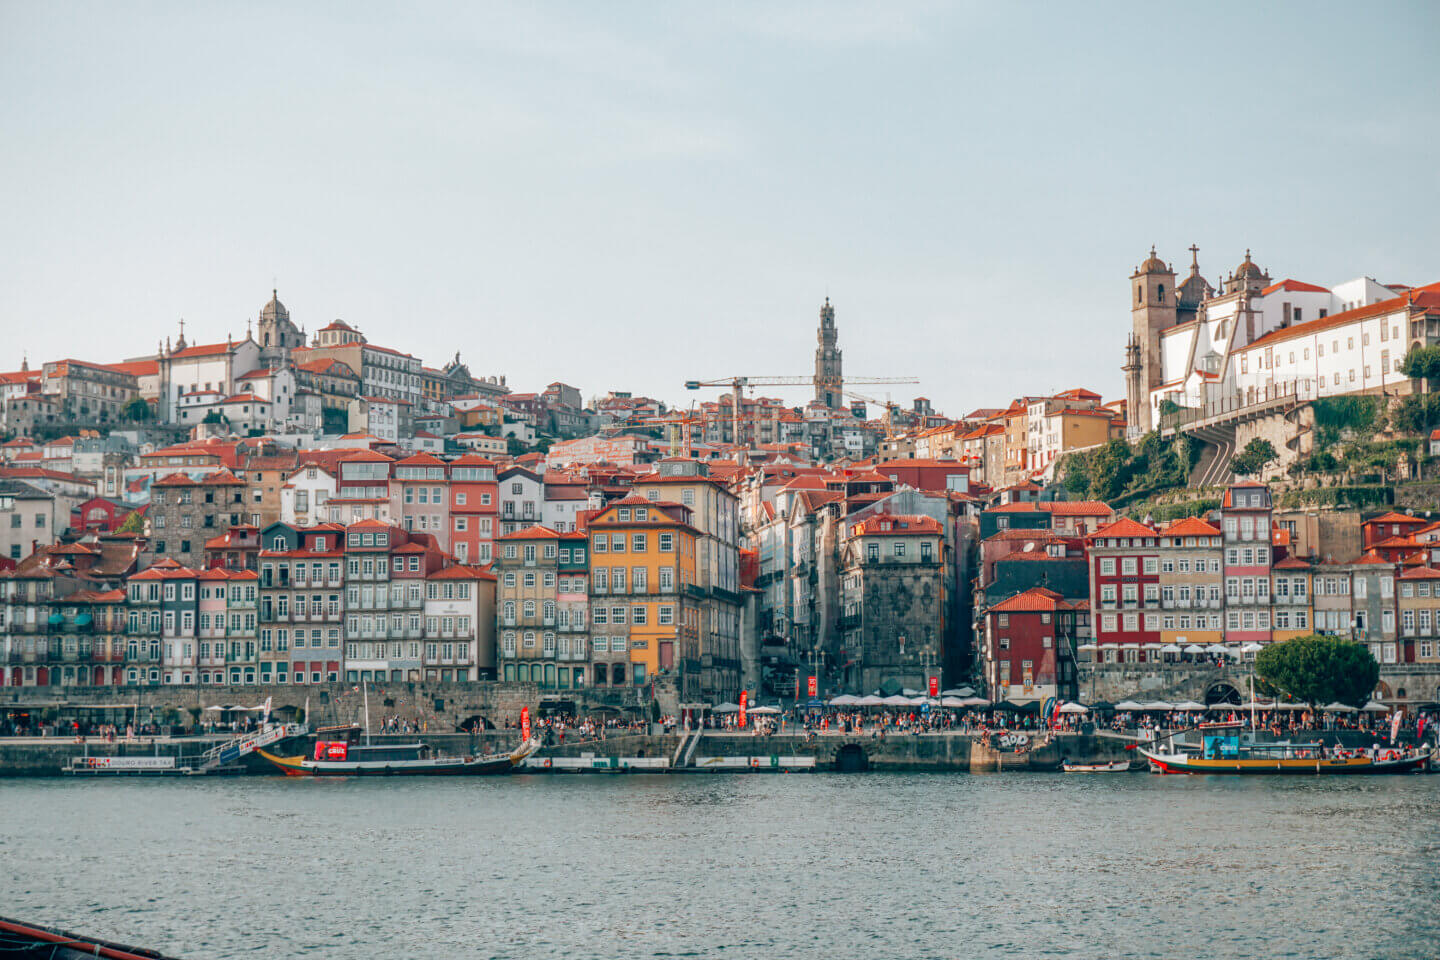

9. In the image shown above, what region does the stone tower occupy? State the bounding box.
[1122,334,1143,439]
[1129,247,1176,434]
[814,297,843,408]
[257,289,305,366]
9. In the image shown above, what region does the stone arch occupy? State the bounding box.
[1205,681,1241,706]
[834,743,869,773]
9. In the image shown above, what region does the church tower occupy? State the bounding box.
[257,289,305,366]
[1122,334,1143,439]
[1129,247,1176,434]
[814,297,843,408]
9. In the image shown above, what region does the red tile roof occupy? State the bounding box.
[1162,516,1221,537]
[849,514,942,536]
[1247,283,1440,352]
[987,587,1068,613]
[1261,279,1329,296]
[1399,566,1440,580]
[1088,517,1158,540]
[498,524,561,540]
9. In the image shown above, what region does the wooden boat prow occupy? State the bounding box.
[1139,744,1431,776]
[259,736,541,777]
[1061,759,1132,773]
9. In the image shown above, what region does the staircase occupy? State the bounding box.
[670,728,704,769]
[1187,423,1236,488]
[199,722,307,772]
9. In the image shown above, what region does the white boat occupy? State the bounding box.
[1061,759,1131,773]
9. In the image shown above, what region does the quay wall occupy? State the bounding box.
[1078,663,1440,705]
[0,731,1144,776]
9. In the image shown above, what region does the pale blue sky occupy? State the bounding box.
[3,1,1436,415]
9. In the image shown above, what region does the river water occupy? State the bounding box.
[4,773,1438,960]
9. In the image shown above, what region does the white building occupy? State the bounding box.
[280,463,337,527]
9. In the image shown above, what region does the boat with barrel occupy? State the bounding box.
[1138,732,1431,775]
[257,727,539,777]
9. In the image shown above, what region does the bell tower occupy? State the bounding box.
[814,297,843,409]
[1129,247,1176,434]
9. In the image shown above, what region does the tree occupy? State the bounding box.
[1254,635,1379,708]
[124,398,152,422]
[506,436,526,457]
[1401,345,1440,382]
[117,509,146,535]
[1230,438,1279,477]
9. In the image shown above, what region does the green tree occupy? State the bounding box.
[202,411,226,425]
[1088,438,1131,501]
[1401,345,1440,382]
[506,436,526,457]
[1254,635,1379,708]
[124,398,152,421]
[117,509,146,535]
[1230,438,1279,476]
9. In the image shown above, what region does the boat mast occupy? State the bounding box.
[363,681,371,746]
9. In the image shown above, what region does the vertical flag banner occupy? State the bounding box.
[808,676,818,698]
[738,690,748,729]
[928,676,939,698]
[521,706,531,742]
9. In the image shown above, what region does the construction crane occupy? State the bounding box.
[685,375,919,451]
[841,387,905,439]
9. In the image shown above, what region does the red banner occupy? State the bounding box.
[807,676,818,698]
[738,690,748,729]
[929,676,939,698]
[521,706,531,742]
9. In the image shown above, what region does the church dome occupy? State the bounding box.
[1138,247,1170,275]
[260,289,289,323]
[1234,251,1265,280]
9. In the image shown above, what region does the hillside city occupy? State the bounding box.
[3,249,1439,713]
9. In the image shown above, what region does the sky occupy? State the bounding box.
[2,1,1437,416]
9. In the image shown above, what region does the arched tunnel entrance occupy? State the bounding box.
[835,743,869,773]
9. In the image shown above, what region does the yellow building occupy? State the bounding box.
[1398,566,1440,663]
[587,495,702,700]
[1156,516,1225,649]
[1270,557,1313,642]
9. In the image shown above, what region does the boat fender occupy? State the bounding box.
[749,757,760,768]
[543,757,552,769]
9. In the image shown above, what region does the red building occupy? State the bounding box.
[872,459,970,494]
[982,587,1080,703]
[1220,482,1274,645]
[1086,517,1162,662]
[1362,511,1427,551]
[70,497,134,534]
[448,454,499,565]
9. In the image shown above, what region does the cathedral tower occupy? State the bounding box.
[814,297,843,408]
[257,289,305,365]
[1129,247,1176,434]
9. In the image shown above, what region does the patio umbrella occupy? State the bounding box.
[1241,642,1264,654]
[940,697,966,708]
[1361,701,1391,712]
[748,706,780,715]
[1239,700,1274,710]
[1057,702,1089,714]
[1322,701,1357,713]
[1114,700,1144,711]
[882,695,912,707]
[901,688,923,697]
[828,695,859,706]
[1142,701,1175,711]
[1077,642,1097,651]
[995,700,1039,713]
[712,702,740,713]
[941,687,976,697]
[1175,701,1207,711]
[857,695,886,707]
[958,696,991,707]
[1183,644,1207,654]
[908,696,933,706]
[1085,701,1114,711]
[1160,644,1182,654]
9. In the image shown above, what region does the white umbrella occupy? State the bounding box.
[1208,703,1238,710]
[827,694,859,706]
[1183,644,1206,654]
[1361,701,1391,712]
[712,702,740,713]
[1241,642,1264,653]
[908,696,933,706]
[940,697,966,708]
[882,694,912,707]
[1114,700,1144,710]
[901,688,923,697]
[857,695,886,706]
[748,705,780,715]
[1240,700,1274,710]
[941,687,976,697]
[1077,642,1097,651]
[1160,643,1182,654]
[1057,702,1089,714]
[1175,701,1207,711]
[959,696,991,707]
[1142,701,1175,711]
[1322,701,1357,713]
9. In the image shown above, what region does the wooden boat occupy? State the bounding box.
[258,736,539,777]
[0,913,181,959]
[1061,759,1131,773]
[1138,741,1431,775]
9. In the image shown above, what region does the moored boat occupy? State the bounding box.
[1138,735,1431,776]
[258,735,539,777]
[1061,759,1131,773]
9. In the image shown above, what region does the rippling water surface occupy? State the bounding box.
[4,773,1438,959]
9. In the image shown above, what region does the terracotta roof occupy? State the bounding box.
[1047,501,1115,517]
[988,587,1068,613]
[1399,566,1440,580]
[429,564,496,581]
[1351,551,1393,566]
[1272,557,1312,570]
[1261,279,1329,296]
[393,453,447,467]
[1161,516,1221,537]
[106,360,159,377]
[1088,517,1158,540]
[498,524,561,540]
[849,514,942,536]
[169,341,238,360]
[1365,511,1425,525]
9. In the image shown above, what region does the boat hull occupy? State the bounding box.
[1139,746,1431,775]
[257,738,539,777]
[1062,760,1131,773]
